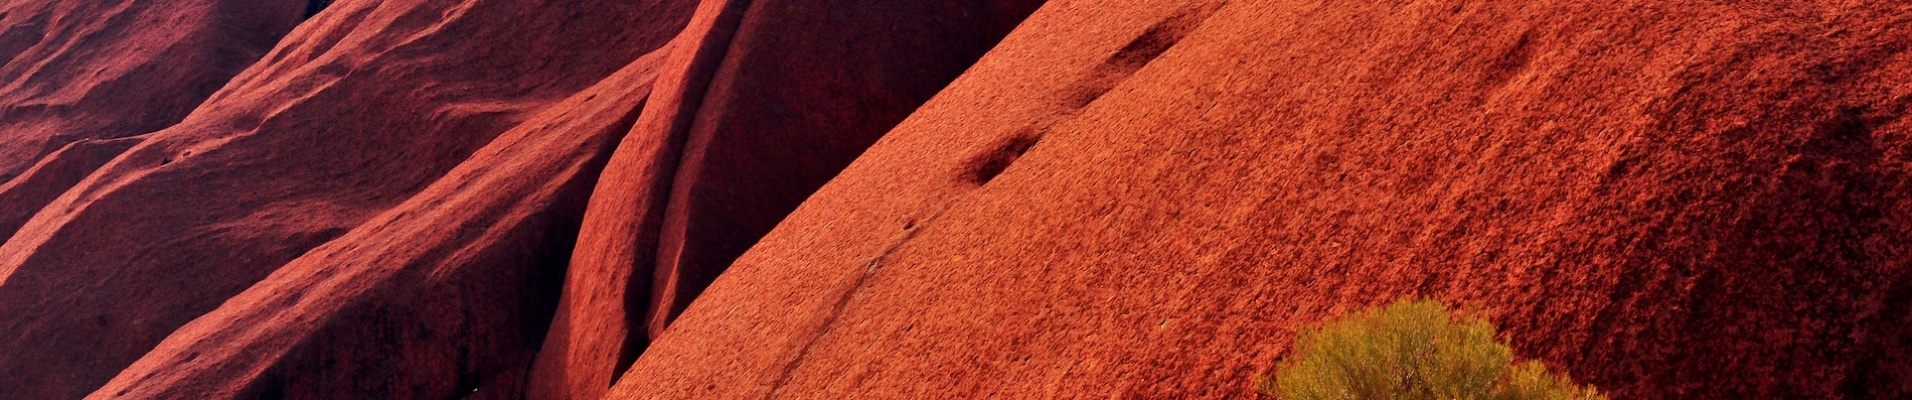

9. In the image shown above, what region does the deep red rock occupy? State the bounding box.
[527,1,1042,399]
[0,0,690,398]
[88,47,673,400]
[4,0,1911,398]
[0,0,306,181]
[0,0,309,247]
[609,0,1912,398]
[0,136,139,241]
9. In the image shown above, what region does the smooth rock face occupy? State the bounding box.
[0,0,690,398]
[610,0,1912,398]
[527,1,1043,399]
[0,0,307,181]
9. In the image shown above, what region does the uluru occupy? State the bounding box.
[0,0,1905,398]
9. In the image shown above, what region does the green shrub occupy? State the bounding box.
[1256,299,1605,400]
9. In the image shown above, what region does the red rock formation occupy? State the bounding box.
[527,1,1042,399]
[3,0,1910,398]
[89,47,673,400]
[608,0,1912,398]
[0,136,139,241]
[0,0,691,398]
[0,0,307,181]
[0,0,310,244]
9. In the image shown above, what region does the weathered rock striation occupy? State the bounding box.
[0,0,690,398]
[0,0,308,242]
[91,46,676,400]
[527,1,1042,399]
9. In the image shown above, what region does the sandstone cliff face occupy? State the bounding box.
[3,0,1909,399]
[1,0,1038,397]
[608,0,1912,398]
[0,136,139,240]
[0,0,690,398]
[527,1,1042,399]
[0,0,309,178]
[90,47,675,400]
[0,0,308,242]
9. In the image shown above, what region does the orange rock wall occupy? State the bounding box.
[609,0,1912,398]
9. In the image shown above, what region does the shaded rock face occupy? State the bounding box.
[0,0,307,182]
[609,0,1912,399]
[0,0,309,243]
[90,47,675,400]
[0,0,692,398]
[0,136,140,241]
[526,1,1045,399]
[0,0,1038,397]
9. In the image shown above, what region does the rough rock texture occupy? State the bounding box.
[526,1,1043,399]
[4,0,1911,398]
[0,136,139,241]
[610,0,1912,398]
[0,0,691,398]
[0,0,309,244]
[88,47,674,400]
[0,0,307,180]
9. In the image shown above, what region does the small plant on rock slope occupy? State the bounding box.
[1257,298,1605,400]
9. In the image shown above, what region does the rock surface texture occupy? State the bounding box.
[2,0,1909,399]
[527,1,1041,399]
[92,47,675,400]
[609,0,1912,399]
[0,0,308,243]
[0,0,690,398]
[0,0,309,179]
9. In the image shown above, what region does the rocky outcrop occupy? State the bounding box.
[0,136,139,241]
[608,0,1912,398]
[0,0,310,245]
[0,0,690,398]
[3,0,1909,398]
[526,1,1043,399]
[0,0,307,181]
[89,46,674,400]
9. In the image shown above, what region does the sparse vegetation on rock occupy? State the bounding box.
[1259,299,1604,400]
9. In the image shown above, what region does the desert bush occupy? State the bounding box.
[1257,298,1604,400]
